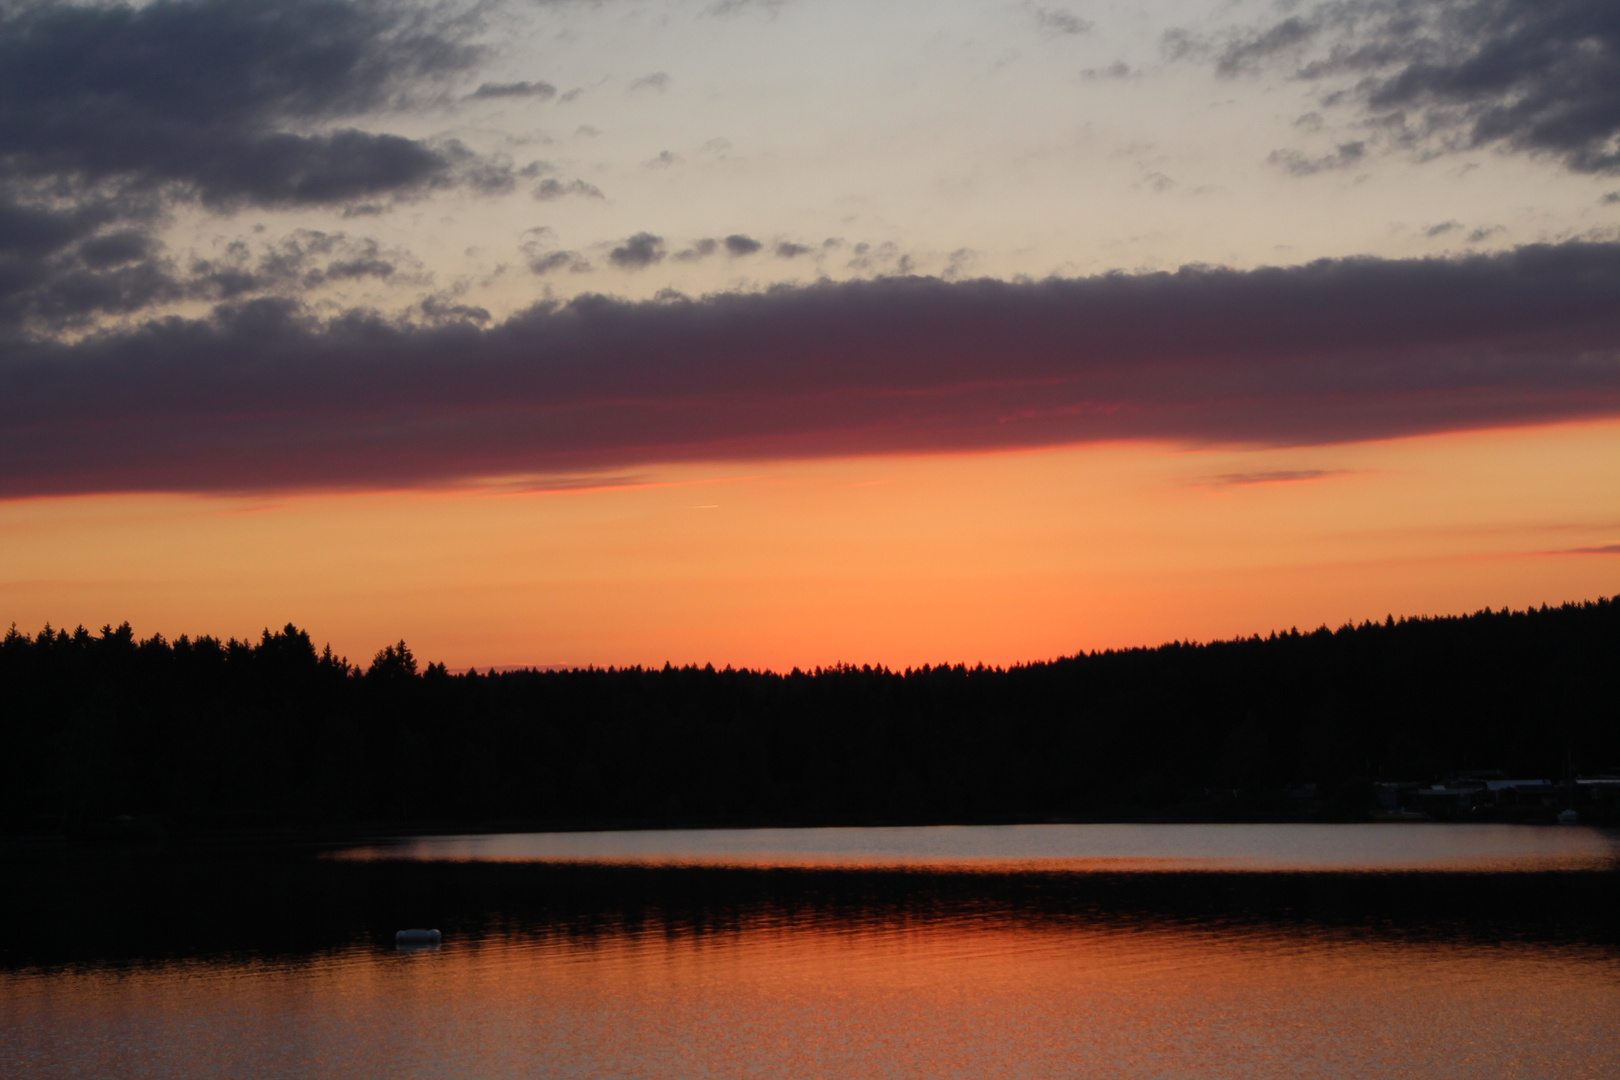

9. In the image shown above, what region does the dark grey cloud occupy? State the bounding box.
[609,232,665,268]
[0,0,506,335]
[1081,61,1135,81]
[844,241,914,275]
[674,238,720,262]
[191,231,408,296]
[0,195,164,326]
[459,151,525,196]
[706,0,791,16]
[0,0,484,207]
[418,294,491,325]
[1216,16,1315,76]
[520,229,593,276]
[0,206,408,331]
[1161,28,1207,63]
[1031,7,1092,38]
[1268,140,1367,176]
[471,80,557,100]
[641,234,782,262]
[1212,0,1620,175]
[7,242,1620,498]
[76,230,155,268]
[0,187,181,330]
[942,248,977,280]
[533,178,605,200]
[1423,220,1503,244]
[527,250,592,275]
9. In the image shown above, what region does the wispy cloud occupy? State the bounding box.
[533,178,605,201]
[461,474,652,495]
[1030,7,1092,38]
[629,72,672,94]
[1268,141,1365,177]
[471,80,556,101]
[1197,469,1351,488]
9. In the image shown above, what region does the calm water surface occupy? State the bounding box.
[334,821,1620,872]
[4,824,1618,1079]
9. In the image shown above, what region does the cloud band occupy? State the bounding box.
[5,242,1620,497]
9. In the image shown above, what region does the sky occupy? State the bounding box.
[2,0,1618,669]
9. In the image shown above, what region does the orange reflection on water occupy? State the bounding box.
[6,910,1618,1079]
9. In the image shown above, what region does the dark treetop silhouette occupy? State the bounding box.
[3,597,1617,836]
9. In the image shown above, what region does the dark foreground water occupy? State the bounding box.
[4,825,1619,1079]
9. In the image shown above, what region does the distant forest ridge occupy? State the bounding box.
[3,596,1618,832]
[10,596,1619,676]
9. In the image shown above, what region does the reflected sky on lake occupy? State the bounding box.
[333,822,1620,873]
[7,824,1620,1079]
[6,907,1619,1080]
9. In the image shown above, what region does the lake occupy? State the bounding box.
[4,824,1619,1079]
[332,821,1620,871]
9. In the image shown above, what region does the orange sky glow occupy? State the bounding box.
[5,418,1616,672]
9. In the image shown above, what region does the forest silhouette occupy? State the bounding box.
[3,598,1617,836]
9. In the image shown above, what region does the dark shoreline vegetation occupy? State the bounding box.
[3,597,1618,843]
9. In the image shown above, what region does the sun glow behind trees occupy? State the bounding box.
[3,419,1618,671]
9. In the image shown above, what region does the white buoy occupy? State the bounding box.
[395,928,442,945]
[1557,808,1579,825]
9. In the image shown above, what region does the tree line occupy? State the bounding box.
[2,597,1617,834]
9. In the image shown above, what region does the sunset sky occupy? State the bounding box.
[3,0,1618,669]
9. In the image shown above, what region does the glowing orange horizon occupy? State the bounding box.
[3,418,1617,673]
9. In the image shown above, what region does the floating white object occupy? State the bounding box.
[1557,809,1579,825]
[395,929,442,945]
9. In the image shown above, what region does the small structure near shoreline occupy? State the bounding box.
[1373,770,1620,822]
